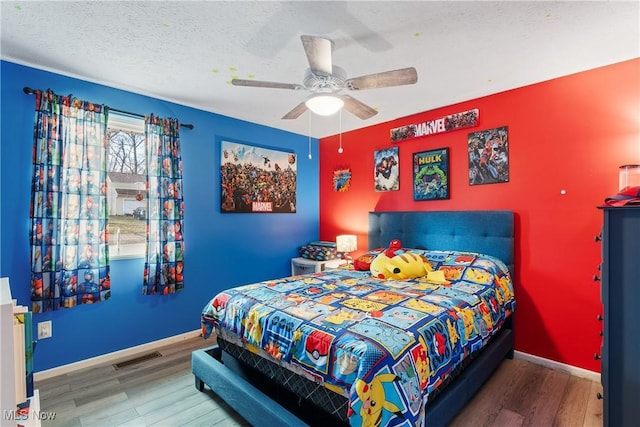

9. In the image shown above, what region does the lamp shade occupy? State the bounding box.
[336,234,357,253]
[305,94,344,116]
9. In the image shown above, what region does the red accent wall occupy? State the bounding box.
[318,58,640,372]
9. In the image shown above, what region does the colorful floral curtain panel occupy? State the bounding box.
[29,90,111,312]
[142,115,185,295]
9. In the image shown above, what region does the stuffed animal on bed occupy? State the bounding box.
[353,251,379,271]
[370,239,433,280]
[353,239,404,271]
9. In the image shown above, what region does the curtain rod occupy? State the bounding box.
[22,86,194,130]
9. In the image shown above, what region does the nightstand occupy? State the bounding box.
[291,257,344,275]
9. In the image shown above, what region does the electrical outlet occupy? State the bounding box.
[38,320,52,339]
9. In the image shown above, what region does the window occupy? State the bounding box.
[106,113,146,258]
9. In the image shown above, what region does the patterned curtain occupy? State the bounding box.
[142,115,185,295]
[29,90,110,313]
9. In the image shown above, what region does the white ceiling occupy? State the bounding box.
[2,1,638,138]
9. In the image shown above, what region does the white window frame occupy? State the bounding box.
[107,113,146,260]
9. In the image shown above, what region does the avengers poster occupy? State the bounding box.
[220,139,297,213]
[374,147,399,191]
[413,148,449,201]
[468,126,509,185]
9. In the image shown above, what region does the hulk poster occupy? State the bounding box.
[413,148,449,201]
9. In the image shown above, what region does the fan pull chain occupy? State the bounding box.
[308,112,312,159]
[338,109,343,154]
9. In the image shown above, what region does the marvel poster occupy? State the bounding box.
[413,148,450,201]
[374,147,399,191]
[220,140,297,213]
[468,126,509,185]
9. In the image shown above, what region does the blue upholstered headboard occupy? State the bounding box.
[368,210,515,274]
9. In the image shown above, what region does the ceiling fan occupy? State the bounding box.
[231,35,418,120]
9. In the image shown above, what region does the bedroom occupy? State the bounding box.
[1,1,638,426]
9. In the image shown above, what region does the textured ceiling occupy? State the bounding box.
[2,1,639,138]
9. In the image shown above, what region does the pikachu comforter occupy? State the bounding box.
[201,249,515,427]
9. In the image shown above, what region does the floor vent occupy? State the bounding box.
[113,351,162,370]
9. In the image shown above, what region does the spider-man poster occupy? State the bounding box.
[468,126,509,185]
[220,139,297,213]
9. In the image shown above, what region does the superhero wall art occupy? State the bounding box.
[374,147,399,192]
[220,139,297,213]
[413,147,450,201]
[468,126,509,185]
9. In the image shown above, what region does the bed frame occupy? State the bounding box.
[192,210,515,427]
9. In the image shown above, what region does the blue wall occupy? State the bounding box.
[0,60,320,372]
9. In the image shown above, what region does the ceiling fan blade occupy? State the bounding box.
[341,95,378,120]
[346,67,418,90]
[232,79,304,90]
[282,102,308,120]
[301,35,333,76]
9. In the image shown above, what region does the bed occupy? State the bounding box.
[192,210,516,427]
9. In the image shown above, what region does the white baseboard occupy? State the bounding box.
[514,350,601,383]
[33,331,601,384]
[34,329,202,382]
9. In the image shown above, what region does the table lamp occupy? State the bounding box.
[336,234,358,265]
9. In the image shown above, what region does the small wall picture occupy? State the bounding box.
[468,126,509,185]
[333,166,352,192]
[413,148,450,201]
[374,147,399,191]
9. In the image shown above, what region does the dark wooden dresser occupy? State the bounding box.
[598,206,640,427]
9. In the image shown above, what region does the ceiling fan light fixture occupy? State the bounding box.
[305,94,344,116]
